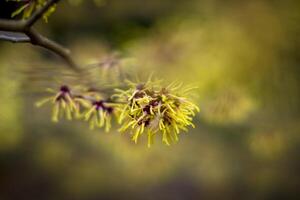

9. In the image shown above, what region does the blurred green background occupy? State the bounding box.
[0,0,300,199]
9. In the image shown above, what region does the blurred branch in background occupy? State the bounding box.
[0,0,80,71]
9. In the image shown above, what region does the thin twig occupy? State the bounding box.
[25,27,80,70]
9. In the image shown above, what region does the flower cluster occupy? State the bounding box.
[36,79,199,146]
[9,0,56,22]
[36,85,114,132]
[114,80,200,147]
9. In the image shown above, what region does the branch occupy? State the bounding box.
[26,28,79,70]
[0,19,25,32]
[0,31,30,43]
[0,0,81,72]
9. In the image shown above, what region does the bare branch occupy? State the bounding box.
[0,19,25,32]
[0,0,80,72]
[25,28,80,70]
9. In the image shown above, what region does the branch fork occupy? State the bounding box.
[0,0,80,71]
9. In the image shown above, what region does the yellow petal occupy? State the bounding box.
[51,103,59,122]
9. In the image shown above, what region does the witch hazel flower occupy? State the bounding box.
[36,85,79,122]
[84,100,114,132]
[114,79,200,147]
[36,85,115,132]
[8,0,57,22]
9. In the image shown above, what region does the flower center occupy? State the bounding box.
[93,100,114,113]
[60,85,70,93]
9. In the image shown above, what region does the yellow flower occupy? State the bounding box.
[36,85,114,132]
[36,85,79,122]
[9,0,57,22]
[114,80,199,147]
[84,100,114,132]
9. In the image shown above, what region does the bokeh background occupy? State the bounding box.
[0,0,300,199]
